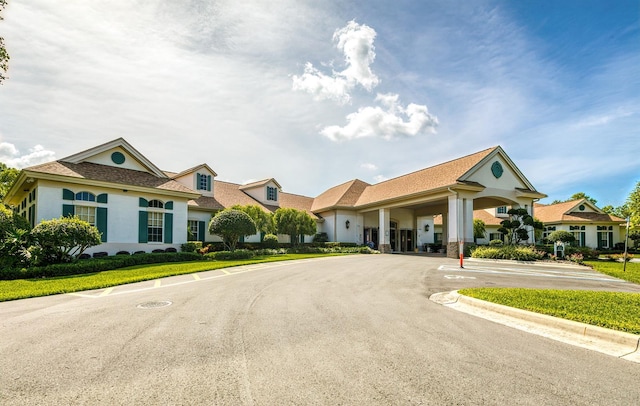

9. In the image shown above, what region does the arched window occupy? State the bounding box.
[75,191,96,202]
[148,200,164,209]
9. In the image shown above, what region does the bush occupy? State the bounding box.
[0,252,202,280]
[116,251,130,256]
[204,249,254,260]
[30,217,102,265]
[181,241,203,253]
[312,232,329,245]
[489,239,504,246]
[262,234,279,249]
[471,245,545,261]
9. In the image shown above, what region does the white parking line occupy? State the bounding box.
[438,264,626,283]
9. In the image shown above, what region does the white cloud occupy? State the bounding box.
[333,20,379,91]
[0,143,56,168]
[320,93,438,142]
[292,20,379,104]
[360,163,378,171]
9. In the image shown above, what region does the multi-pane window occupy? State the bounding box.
[267,186,277,201]
[148,199,164,209]
[570,225,586,247]
[147,211,163,242]
[75,191,96,202]
[188,220,199,241]
[597,225,613,249]
[76,206,96,226]
[489,233,504,242]
[497,206,507,214]
[197,173,211,191]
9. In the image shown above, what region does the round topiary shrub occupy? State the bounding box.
[262,234,279,249]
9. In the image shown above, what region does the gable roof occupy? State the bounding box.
[23,161,198,196]
[534,199,625,224]
[188,179,318,219]
[312,179,371,212]
[354,147,498,207]
[61,137,167,178]
[239,178,283,191]
[170,163,218,179]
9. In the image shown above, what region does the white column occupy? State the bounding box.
[447,194,461,244]
[463,198,474,244]
[379,208,391,253]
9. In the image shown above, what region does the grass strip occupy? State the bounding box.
[585,260,640,284]
[0,253,338,302]
[459,287,640,334]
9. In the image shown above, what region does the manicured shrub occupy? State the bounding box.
[489,239,504,246]
[165,247,177,253]
[92,252,108,258]
[262,234,279,249]
[30,217,102,265]
[0,252,202,280]
[205,249,254,260]
[116,251,130,256]
[471,245,545,261]
[181,242,203,253]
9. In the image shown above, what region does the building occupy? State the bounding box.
[433,199,626,250]
[535,199,626,249]
[4,138,546,258]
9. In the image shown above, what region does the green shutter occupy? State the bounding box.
[62,204,75,217]
[609,232,614,248]
[165,201,173,210]
[196,173,201,190]
[164,213,173,243]
[97,207,108,242]
[139,197,148,208]
[198,221,205,242]
[62,189,74,200]
[138,211,148,243]
[597,232,602,249]
[207,175,212,191]
[97,193,108,203]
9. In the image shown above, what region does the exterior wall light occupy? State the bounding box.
[345,220,350,229]
[424,224,430,232]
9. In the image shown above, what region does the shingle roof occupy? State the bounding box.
[534,200,625,224]
[25,161,197,194]
[354,147,497,207]
[189,180,318,219]
[312,179,371,212]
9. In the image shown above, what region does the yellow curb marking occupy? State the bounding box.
[154,280,162,288]
[99,287,114,297]
[192,274,201,280]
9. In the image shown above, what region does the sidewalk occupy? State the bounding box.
[430,290,640,364]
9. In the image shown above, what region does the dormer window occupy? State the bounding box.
[497,206,507,214]
[197,173,211,192]
[267,186,278,201]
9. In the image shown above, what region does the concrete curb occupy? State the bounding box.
[430,290,640,363]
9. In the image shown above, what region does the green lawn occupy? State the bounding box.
[459,261,640,334]
[0,254,337,302]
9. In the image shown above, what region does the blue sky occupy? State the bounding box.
[0,0,638,208]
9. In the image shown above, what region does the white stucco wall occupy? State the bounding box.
[35,180,191,255]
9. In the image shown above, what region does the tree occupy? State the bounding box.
[273,208,316,247]
[0,162,19,199]
[0,0,9,84]
[208,209,256,252]
[551,192,597,205]
[230,204,274,235]
[546,230,576,245]
[0,202,31,268]
[623,181,640,230]
[497,208,541,245]
[30,216,102,265]
[473,219,486,243]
